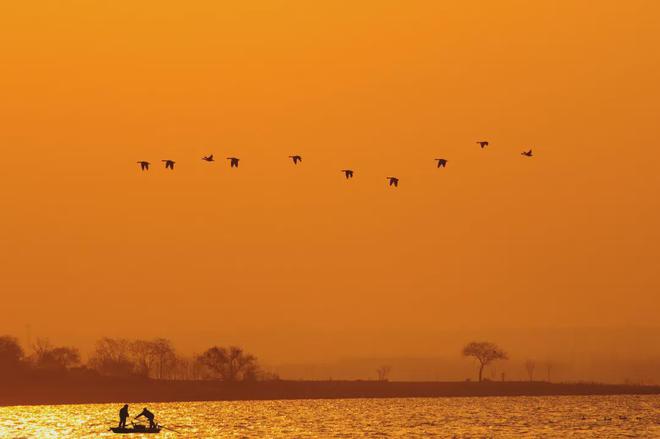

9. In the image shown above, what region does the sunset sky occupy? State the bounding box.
[1,1,658,367]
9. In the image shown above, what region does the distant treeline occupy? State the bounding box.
[2,334,660,406]
[0,337,519,384]
[0,335,277,382]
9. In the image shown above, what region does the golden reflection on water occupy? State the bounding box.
[0,396,658,438]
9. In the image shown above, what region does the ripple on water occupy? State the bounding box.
[0,395,658,438]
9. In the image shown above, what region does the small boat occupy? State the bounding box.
[110,425,161,434]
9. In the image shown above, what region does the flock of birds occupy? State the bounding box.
[136,142,534,187]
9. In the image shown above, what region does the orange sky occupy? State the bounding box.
[1,1,659,363]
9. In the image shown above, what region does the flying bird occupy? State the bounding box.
[137,161,150,171]
[521,149,533,157]
[162,160,175,170]
[386,177,399,187]
[227,157,240,168]
[435,159,448,168]
[341,169,354,179]
[289,155,302,165]
[202,154,214,162]
[477,141,489,149]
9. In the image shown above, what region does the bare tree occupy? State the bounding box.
[151,338,176,379]
[31,338,53,362]
[88,337,136,377]
[170,355,197,380]
[0,335,25,373]
[30,338,80,370]
[544,360,554,382]
[196,346,259,382]
[130,340,156,377]
[50,347,80,369]
[119,338,178,379]
[376,365,392,381]
[462,341,508,382]
[188,353,208,380]
[525,359,536,382]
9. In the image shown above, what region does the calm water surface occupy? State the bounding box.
[0,395,658,438]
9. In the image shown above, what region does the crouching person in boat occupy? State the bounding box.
[118,404,129,429]
[135,407,157,429]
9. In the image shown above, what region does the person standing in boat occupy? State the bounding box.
[135,407,157,429]
[118,404,129,429]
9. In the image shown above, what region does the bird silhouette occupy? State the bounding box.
[202,154,214,162]
[435,159,448,168]
[521,149,533,157]
[227,157,240,168]
[162,160,175,170]
[477,141,489,149]
[341,169,354,179]
[289,155,302,165]
[386,177,399,187]
[137,161,150,171]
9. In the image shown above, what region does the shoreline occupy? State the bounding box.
[1,378,658,407]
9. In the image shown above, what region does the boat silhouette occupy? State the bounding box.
[110,425,161,434]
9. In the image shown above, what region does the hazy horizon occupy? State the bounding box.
[8,325,660,384]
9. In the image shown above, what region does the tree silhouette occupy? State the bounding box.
[525,359,536,382]
[0,335,24,374]
[151,338,176,379]
[197,346,259,382]
[31,338,80,370]
[129,339,156,377]
[88,337,136,377]
[462,341,508,382]
[376,365,392,381]
[544,360,556,382]
[129,339,174,378]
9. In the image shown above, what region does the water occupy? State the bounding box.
[0,396,658,438]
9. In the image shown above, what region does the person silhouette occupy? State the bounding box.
[118,404,129,429]
[136,407,157,429]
